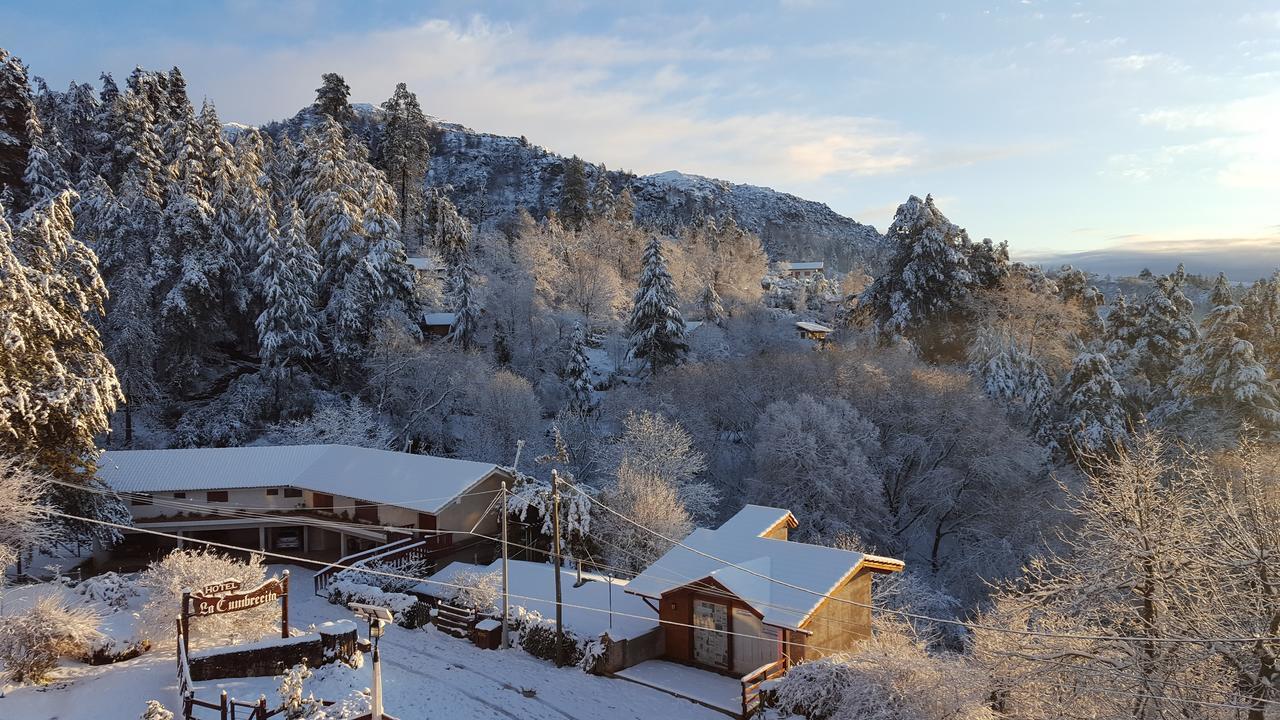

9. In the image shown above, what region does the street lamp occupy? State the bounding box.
[350,602,394,720]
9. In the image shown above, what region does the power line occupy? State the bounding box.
[563,477,1280,647]
[38,507,1280,714]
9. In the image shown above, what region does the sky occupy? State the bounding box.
[4,0,1279,276]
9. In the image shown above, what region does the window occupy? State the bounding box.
[172,492,186,499]
[206,491,229,502]
[130,493,153,506]
[266,488,279,496]
[283,488,302,498]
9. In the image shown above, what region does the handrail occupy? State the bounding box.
[740,659,786,719]
[313,536,424,595]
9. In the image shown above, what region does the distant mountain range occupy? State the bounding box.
[262,104,886,271]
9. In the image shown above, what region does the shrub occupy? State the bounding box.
[0,594,104,683]
[449,569,500,613]
[137,549,278,649]
[325,579,421,628]
[140,700,174,720]
[517,619,584,667]
[75,571,140,610]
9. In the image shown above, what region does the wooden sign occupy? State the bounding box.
[200,579,242,596]
[180,570,289,653]
[190,578,283,617]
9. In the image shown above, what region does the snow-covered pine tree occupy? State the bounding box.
[559,155,589,231]
[970,330,1056,448]
[254,199,321,400]
[378,82,431,249]
[857,194,975,360]
[1240,273,1280,371]
[589,166,614,220]
[563,324,595,416]
[2,191,127,542]
[314,72,354,126]
[155,172,221,390]
[0,48,35,203]
[699,283,725,324]
[445,257,480,349]
[1129,269,1198,406]
[627,235,687,374]
[964,236,1010,290]
[1168,273,1280,434]
[23,111,70,204]
[1058,350,1129,459]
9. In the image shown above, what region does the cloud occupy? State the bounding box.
[1105,52,1187,73]
[1019,235,1280,278]
[153,17,925,191]
[1136,91,1280,189]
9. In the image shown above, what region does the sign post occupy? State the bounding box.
[180,574,290,649]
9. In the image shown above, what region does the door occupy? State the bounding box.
[313,492,333,510]
[692,599,728,669]
[731,608,781,675]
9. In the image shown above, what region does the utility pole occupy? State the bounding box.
[550,469,565,667]
[500,480,510,650]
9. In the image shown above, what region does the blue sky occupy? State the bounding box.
[5,1,1279,275]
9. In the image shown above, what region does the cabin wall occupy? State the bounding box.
[796,567,873,661]
[435,471,504,543]
[659,587,693,664]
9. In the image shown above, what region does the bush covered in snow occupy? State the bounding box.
[448,569,501,613]
[325,579,422,628]
[140,700,174,720]
[74,571,141,610]
[0,594,104,683]
[331,556,428,594]
[137,549,278,648]
[772,620,993,720]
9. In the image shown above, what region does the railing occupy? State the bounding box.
[740,659,786,719]
[176,619,285,720]
[313,536,423,595]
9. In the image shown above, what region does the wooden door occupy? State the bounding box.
[731,608,780,675]
[313,492,333,510]
[692,599,728,669]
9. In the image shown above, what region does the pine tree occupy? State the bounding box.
[254,200,321,392]
[971,331,1055,447]
[1168,273,1280,432]
[612,187,636,226]
[699,283,725,324]
[1131,268,1198,404]
[1240,274,1280,370]
[559,155,589,231]
[445,258,480,349]
[858,195,975,360]
[0,48,35,203]
[314,72,354,126]
[564,324,595,416]
[155,172,220,389]
[628,236,687,373]
[589,167,614,219]
[378,82,431,249]
[22,112,70,204]
[1,192,127,542]
[1059,350,1129,459]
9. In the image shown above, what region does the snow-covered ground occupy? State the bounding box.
[421,560,658,640]
[1,565,726,720]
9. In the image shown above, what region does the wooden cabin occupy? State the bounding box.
[795,320,833,346]
[625,506,903,676]
[777,261,825,280]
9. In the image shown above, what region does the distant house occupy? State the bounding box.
[625,505,903,675]
[406,256,443,284]
[96,445,509,563]
[424,312,457,337]
[795,320,833,345]
[777,261,825,280]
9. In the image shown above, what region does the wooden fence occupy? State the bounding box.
[740,659,786,719]
[176,619,286,720]
[313,537,422,595]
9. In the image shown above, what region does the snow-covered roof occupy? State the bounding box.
[96,445,500,514]
[795,321,833,333]
[779,261,824,271]
[406,257,435,272]
[424,312,457,326]
[625,505,903,631]
[685,320,704,333]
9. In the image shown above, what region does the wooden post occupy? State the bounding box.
[180,590,191,655]
[219,690,228,720]
[551,470,564,667]
[257,694,268,720]
[281,570,290,639]
[500,480,510,650]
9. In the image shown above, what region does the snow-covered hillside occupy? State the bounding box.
[264,105,886,271]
